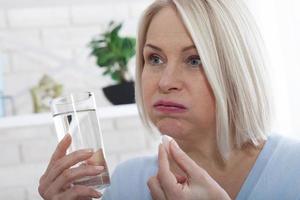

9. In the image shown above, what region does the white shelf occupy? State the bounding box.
[0,104,138,129]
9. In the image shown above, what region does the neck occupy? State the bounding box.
[176,132,226,169]
[173,129,260,170]
[169,130,265,200]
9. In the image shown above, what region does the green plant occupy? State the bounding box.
[89,21,136,84]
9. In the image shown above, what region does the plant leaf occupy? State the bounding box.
[102,69,111,75]
[111,70,122,83]
[88,21,136,82]
[111,23,122,41]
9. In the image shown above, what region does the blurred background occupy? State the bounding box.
[0,0,299,199]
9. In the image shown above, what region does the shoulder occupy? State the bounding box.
[112,155,158,187]
[256,134,300,198]
[237,134,300,200]
[263,133,300,170]
[269,133,300,158]
[102,155,158,200]
[269,134,300,177]
[114,155,158,176]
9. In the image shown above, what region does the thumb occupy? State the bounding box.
[169,139,201,178]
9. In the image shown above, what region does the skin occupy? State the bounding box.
[142,4,217,154]
[38,134,104,200]
[38,5,264,200]
[143,6,264,200]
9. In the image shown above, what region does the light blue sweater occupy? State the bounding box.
[103,134,300,200]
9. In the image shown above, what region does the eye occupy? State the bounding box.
[148,54,164,65]
[186,56,202,67]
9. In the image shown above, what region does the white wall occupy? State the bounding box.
[0,113,159,200]
[0,1,157,199]
[246,0,300,137]
[0,0,151,115]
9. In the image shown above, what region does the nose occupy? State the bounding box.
[158,64,183,93]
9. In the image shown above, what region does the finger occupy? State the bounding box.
[174,173,187,184]
[157,144,179,194]
[147,176,166,200]
[162,135,172,154]
[161,136,188,184]
[169,139,203,178]
[45,165,104,197]
[42,149,94,190]
[39,134,73,198]
[46,134,72,173]
[52,185,101,200]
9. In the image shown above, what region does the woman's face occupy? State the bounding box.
[142,6,216,140]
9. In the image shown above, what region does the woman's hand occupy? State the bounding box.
[147,138,231,200]
[38,134,104,200]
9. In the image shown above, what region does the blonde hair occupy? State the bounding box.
[135,0,273,158]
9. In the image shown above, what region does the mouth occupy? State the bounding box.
[153,100,187,113]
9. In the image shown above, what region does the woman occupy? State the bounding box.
[38,0,300,199]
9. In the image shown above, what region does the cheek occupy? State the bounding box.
[141,70,149,100]
[192,79,216,126]
[199,94,215,123]
[141,70,155,113]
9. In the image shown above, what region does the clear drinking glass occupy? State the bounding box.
[50,92,110,191]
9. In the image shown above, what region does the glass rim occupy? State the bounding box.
[50,91,94,106]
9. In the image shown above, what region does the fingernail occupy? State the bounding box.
[63,134,70,140]
[94,166,105,172]
[82,148,94,154]
[93,190,102,198]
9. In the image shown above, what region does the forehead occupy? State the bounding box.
[145,6,194,47]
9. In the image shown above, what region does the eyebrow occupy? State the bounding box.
[144,43,197,52]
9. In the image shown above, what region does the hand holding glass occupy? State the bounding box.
[51,92,110,191]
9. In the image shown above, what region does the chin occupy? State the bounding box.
[156,118,185,138]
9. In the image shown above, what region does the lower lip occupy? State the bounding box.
[154,105,187,113]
